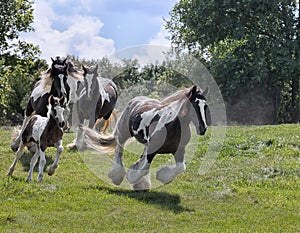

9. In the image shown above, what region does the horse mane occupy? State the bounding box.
[161,88,189,104]
[69,70,85,81]
[37,71,53,92]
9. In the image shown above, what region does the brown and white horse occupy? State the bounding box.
[11,57,85,152]
[70,64,118,149]
[7,95,67,182]
[82,85,209,190]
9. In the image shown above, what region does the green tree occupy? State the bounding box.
[0,0,46,125]
[166,0,300,123]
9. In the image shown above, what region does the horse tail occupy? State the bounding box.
[81,125,116,154]
[93,110,118,133]
[102,110,118,133]
[11,126,20,142]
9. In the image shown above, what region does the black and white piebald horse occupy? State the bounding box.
[69,64,118,149]
[11,57,84,151]
[7,95,67,182]
[83,85,209,190]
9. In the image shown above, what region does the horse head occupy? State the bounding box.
[49,95,67,128]
[186,85,209,135]
[84,64,99,101]
[50,61,69,99]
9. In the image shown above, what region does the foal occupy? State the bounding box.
[7,95,67,182]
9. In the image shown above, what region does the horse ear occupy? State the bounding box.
[51,57,54,63]
[63,58,67,64]
[187,85,197,98]
[49,95,54,105]
[94,64,99,73]
[82,65,88,76]
[64,63,69,74]
[202,87,209,96]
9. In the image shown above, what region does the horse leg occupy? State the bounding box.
[108,143,126,185]
[11,115,31,151]
[48,140,63,176]
[37,148,46,182]
[7,142,25,176]
[127,148,152,185]
[133,173,151,191]
[26,144,39,182]
[156,148,186,184]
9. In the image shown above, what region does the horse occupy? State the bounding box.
[69,64,118,149]
[7,95,67,182]
[82,85,209,190]
[11,57,85,151]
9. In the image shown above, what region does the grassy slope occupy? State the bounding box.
[0,125,299,232]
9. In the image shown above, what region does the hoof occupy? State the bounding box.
[67,143,77,150]
[156,165,175,184]
[7,170,13,177]
[133,174,151,191]
[127,168,149,184]
[26,177,32,183]
[37,174,43,182]
[108,166,126,186]
[48,165,58,176]
[11,144,18,152]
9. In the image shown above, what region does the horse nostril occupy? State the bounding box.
[59,121,65,128]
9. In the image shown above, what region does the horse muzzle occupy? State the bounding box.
[59,121,65,128]
[197,126,207,135]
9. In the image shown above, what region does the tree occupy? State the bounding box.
[166,0,300,123]
[0,0,46,125]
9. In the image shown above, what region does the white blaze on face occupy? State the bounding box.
[58,74,66,95]
[67,77,79,103]
[54,105,65,124]
[85,74,93,99]
[195,98,207,128]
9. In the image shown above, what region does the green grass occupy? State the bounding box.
[0,125,299,232]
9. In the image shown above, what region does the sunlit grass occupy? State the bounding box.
[0,125,299,232]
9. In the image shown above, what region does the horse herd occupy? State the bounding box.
[7,57,210,190]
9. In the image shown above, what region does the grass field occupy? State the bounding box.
[0,124,299,232]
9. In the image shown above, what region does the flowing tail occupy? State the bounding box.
[81,125,116,154]
[93,110,118,133]
[11,126,36,154]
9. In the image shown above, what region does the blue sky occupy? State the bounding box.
[21,0,177,64]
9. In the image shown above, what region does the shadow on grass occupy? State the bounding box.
[86,185,194,214]
[18,152,54,172]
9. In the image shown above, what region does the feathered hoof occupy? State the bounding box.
[67,142,77,150]
[156,165,175,184]
[133,174,151,191]
[108,166,126,186]
[127,168,149,184]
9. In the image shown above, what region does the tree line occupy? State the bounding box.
[1,0,300,125]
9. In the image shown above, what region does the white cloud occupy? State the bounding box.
[21,0,115,65]
[149,25,171,47]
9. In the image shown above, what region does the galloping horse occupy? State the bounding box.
[7,95,67,182]
[11,57,84,151]
[83,85,209,190]
[70,64,118,149]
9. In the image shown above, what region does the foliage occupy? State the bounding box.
[0,124,299,232]
[0,0,47,125]
[166,0,300,123]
